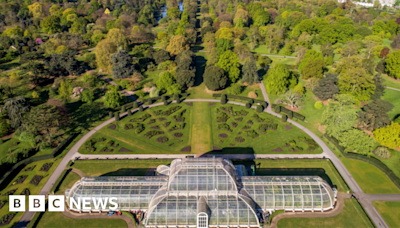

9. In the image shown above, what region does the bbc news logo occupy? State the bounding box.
[9,195,118,212]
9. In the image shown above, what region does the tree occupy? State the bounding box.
[156,71,175,91]
[391,34,400,49]
[275,90,303,109]
[40,16,61,34]
[104,86,121,108]
[20,61,46,86]
[215,38,234,56]
[1,96,29,129]
[233,8,249,26]
[299,50,324,74]
[0,119,9,137]
[107,28,126,48]
[385,50,400,79]
[28,2,44,18]
[167,7,181,19]
[95,38,118,72]
[338,68,375,101]
[266,64,296,95]
[153,50,170,64]
[358,99,393,131]
[81,90,94,104]
[226,83,243,95]
[374,122,400,149]
[371,74,385,100]
[166,83,181,95]
[59,80,72,104]
[204,66,228,91]
[301,59,324,80]
[46,51,82,76]
[313,73,340,101]
[176,70,195,88]
[379,47,390,58]
[242,56,258,85]
[321,94,358,139]
[149,87,159,97]
[24,104,65,143]
[338,129,375,155]
[166,35,190,55]
[215,50,240,83]
[372,21,386,35]
[110,50,135,79]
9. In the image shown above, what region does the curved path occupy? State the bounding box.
[269,193,351,228]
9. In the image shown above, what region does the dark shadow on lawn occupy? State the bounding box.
[194,56,206,86]
[100,168,150,176]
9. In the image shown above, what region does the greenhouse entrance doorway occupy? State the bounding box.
[197,212,208,228]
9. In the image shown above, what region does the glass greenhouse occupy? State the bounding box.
[66,158,337,227]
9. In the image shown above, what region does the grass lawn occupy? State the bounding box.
[382,74,400,89]
[190,102,212,153]
[72,159,173,177]
[372,201,400,228]
[54,171,81,195]
[210,103,323,154]
[0,158,62,228]
[269,57,296,65]
[36,212,127,228]
[0,138,33,161]
[252,45,296,57]
[255,159,349,193]
[277,199,374,228]
[382,88,400,120]
[341,158,400,194]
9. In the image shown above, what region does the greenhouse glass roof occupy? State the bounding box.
[66,158,337,227]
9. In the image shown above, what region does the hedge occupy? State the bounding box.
[271,104,305,121]
[212,94,266,106]
[0,133,78,190]
[324,134,400,190]
[114,93,189,110]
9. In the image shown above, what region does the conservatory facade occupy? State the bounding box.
[66,157,337,227]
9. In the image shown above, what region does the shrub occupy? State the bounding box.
[0,120,9,137]
[164,100,168,106]
[109,111,113,118]
[256,105,263,113]
[139,106,143,112]
[216,112,230,122]
[314,101,323,109]
[114,113,120,121]
[245,103,251,109]
[121,106,126,113]
[162,96,167,101]
[148,98,153,105]
[128,109,132,116]
[281,114,287,122]
[259,123,278,131]
[143,131,164,139]
[174,94,180,104]
[218,123,233,132]
[221,94,227,104]
[274,105,281,113]
[373,147,391,159]
[133,101,138,109]
[234,136,245,143]
[242,130,259,138]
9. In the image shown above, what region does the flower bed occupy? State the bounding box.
[218,133,229,139]
[130,113,151,122]
[242,130,259,139]
[156,136,169,143]
[0,201,7,209]
[259,123,278,132]
[169,123,185,132]
[234,137,245,143]
[218,123,233,132]
[147,119,156,125]
[39,163,53,172]
[24,166,36,172]
[252,114,273,123]
[173,132,183,138]
[2,189,17,196]
[0,213,16,226]
[14,175,28,185]
[29,175,43,186]
[143,130,164,139]
[153,106,182,116]
[124,123,145,133]
[230,122,238,128]
[216,112,229,123]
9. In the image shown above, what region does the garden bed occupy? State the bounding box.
[234,137,245,143]
[14,175,28,185]
[0,213,16,226]
[118,147,132,152]
[24,165,36,172]
[156,136,169,143]
[285,125,293,130]
[218,133,229,139]
[2,189,17,196]
[173,132,183,138]
[270,147,284,152]
[180,146,191,152]
[108,124,116,130]
[0,201,7,209]
[30,175,43,186]
[40,163,53,172]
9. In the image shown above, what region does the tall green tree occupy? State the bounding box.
[1,96,29,128]
[313,73,340,101]
[241,56,258,85]
[358,99,393,131]
[266,64,296,94]
[104,86,121,108]
[338,68,375,101]
[204,66,228,91]
[215,51,240,83]
[385,50,400,79]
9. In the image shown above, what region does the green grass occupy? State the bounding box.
[210,103,323,154]
[341,158,400,194]
[0,56,21,71]
[54,171,81,195]
[190,102,212,153]
[0,158,62,228]
[252,45,296,57]
[255,159,349,193]
[0,138,32,161]
[36,212,128,228]
[277,199,374,228]
[71,159,173,176]
[382,88,400,120]
[382,74,400,89]
[372,201,400,228]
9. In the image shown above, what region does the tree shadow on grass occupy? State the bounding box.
[100,168,151,176]
[194,56,206,86]
[67,100,108,133]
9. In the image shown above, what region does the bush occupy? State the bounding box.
[109,111,113,118]
[162,96,167,101]
[133,101,138,109]
[114,113,120,121]
[221,94,227,104]
[249,99,254,105]
[281,114,287,122]
[139,106,144,112]
[121,106,126,113]
[148,98,153,105]
[164,100,168,106]
[373,147,391,159]
[0,120,9,137]
[242,130,259,138]
[245,103,251,109]
[256,105,263,113]
[174,94,180,104]
[128,109,132,116]
[314,101,323,109]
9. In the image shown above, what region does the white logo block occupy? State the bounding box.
[48,195,65,212]
[9,195,26,212]
[29,195,45,212]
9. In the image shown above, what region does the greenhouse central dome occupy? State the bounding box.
[66,158,337,227]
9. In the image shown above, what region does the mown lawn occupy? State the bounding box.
[277,199,374,228]
[372,201,400,228]
[54,171,81,195]
[341,158,400,194]
[382,88,400,120]
[36,212,127,228]
[382,74,400,89]
[255,159,349,193]
[210,103,323,154]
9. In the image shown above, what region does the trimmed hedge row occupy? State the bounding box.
[212,94,267,107]
[324,134,400,190]
[272,104,305,121]
[50,169,70,194]
[114,93,189,111]
[0,133,78,190]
